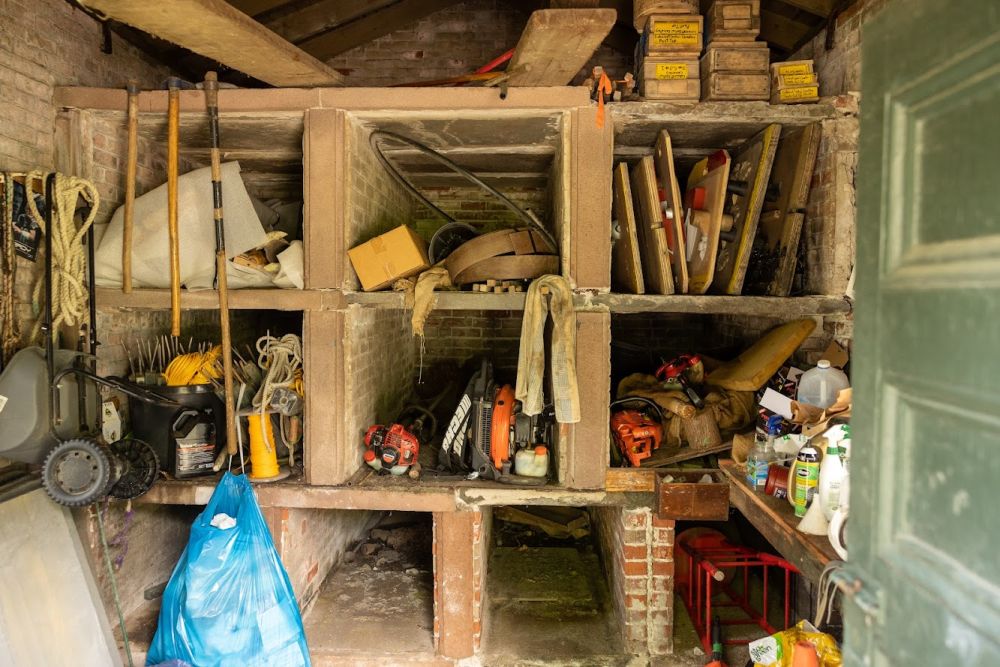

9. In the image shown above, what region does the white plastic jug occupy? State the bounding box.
[514,446,549,478]
[797,360,850,409]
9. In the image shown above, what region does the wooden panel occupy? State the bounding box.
[304,108,345,289]
[264,0,393,43]
[685,151,730,294]
[612,163,644,294]
[569,106,614,290]
[81,0,343,86]
[654,130,689,293]
[630,156,674,294]
[434,512,477,659]
[656,469,729,520]
[304,310,350,485]
[713,123,780,294]
[563,311,612,489]
[506,9,616,86]
[94,287,334,310]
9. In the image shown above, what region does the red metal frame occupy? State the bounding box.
[676,534,798,652]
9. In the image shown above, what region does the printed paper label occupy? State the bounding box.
[779,73,816,86]
[655,63,690,79]
[779,85,819,101]
[776,63,812,76]
[651,21,700,47]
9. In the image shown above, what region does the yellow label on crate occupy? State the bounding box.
[779,73,816,86]
[779,85,819,101]
[776,63,812,76]
[651,21,700,47]
[655,63,690,80]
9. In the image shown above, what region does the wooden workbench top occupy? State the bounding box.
[719,459,839,582]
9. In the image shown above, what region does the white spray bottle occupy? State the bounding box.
[818,424,848,521]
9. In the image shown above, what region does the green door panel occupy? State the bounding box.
[850,0,1000,664]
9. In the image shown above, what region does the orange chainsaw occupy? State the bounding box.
[610,397,664,467]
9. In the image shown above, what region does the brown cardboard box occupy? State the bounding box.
[347,225,430,291]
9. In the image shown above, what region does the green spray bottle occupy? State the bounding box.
[793,440,820,518]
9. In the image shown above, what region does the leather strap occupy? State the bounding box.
[445,228,555,280]
[452,254,558,285]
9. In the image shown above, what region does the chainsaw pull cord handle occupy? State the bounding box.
[610,397,665,424]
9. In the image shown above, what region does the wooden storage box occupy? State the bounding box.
[771,84,819,104]
[770,59,814,77]
[643,77,701,100]
[705,0,760,41]
[703,41,770,73]
[641,57,701,101]
[633,0,699,31]
[644,14,704,54]
[772,72,818,88]
[656,469,730,520]
[702,72,769,100]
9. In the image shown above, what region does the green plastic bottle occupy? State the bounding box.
[793,443,820,518]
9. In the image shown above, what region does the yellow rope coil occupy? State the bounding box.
[163,345,222,386]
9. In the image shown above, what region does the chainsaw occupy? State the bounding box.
[610,397,664,467]
[439,359,551,485]
[363,423,420,475]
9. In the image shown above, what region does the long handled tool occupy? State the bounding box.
[203,72,237,458]
[122,80,139,294]
[167,77,181,336]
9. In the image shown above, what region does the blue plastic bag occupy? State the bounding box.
[147,472,310,666]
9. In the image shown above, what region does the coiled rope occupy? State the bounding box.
[253,333,303,451]
[26,172,100,342]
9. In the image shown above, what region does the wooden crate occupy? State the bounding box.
[656,469,730,521]
[772,72,818,88]
[770,84,819,104]
[702,41,770,73]
[643,77,701,100]
[705,0,760,41]
[702,72,770,100]
[633,0,699,31]
[644,14,704,54]
[770,59,814,77]
[641,57,700,82]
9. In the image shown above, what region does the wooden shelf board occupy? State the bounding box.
[595,293,851,316]
[719,459,838,582]
[346,290,527,311]
[137,472,617,511]
[95,287,341,311]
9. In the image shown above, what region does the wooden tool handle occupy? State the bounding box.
[167,80,181,336]
[122,80,139,294]
[217,252,238,455]
[203,71,219,107]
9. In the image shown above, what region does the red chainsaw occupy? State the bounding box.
[656,353,705,409]
[610,397,664,467]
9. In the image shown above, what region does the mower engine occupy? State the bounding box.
[610,397,664,467]
[364,423,419,475]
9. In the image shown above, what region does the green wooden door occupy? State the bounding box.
[848,0,1000,664]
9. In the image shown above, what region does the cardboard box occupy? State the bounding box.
[347,225,430,291]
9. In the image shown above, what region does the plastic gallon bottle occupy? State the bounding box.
[514,446,549,477]
[797,360,850,409]
[793,443,820,518]
[818,425,848,521]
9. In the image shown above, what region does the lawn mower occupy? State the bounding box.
[0,173,177,506]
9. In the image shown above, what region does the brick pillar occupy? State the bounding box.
[593,505,676,658]
[432,511,480,660]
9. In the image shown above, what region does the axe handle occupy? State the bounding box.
[122,80,139,294]
[167,80,181,336]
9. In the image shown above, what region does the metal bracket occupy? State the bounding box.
[830,564,883,624]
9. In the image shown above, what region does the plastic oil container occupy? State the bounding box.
[514,446,549,477]
[797,360,850,409]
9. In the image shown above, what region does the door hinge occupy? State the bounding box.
[830,564,883,624]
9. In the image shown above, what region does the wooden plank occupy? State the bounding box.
[605,468,657,493]
[226,0,292,16]
[706,318,816,390]
[569,105,614,291]
[94,287,333,310]
[641,440,734,467]
[719,459,837,582]
[713,123,781,294]
[630,155,675,294]
[612,162,645,294]
[595,293,851,316]
[506,9,616,86]
[685,151,731,294]
[296,0,463,60]
[654,130,689,293]
[82,0,343,86]
[264,0,393,43]
[435,512,477,660]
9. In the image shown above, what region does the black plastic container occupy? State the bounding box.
[129,384,226,479]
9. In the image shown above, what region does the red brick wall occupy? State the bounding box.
[592,505,676,657]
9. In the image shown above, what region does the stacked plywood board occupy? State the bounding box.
[770,60,820,104]
[700,0,769,101]
[635,1,703,102]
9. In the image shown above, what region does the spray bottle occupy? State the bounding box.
[818,424,848,521]
[793,439,820,518]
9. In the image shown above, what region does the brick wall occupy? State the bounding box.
[419,309,523,378]
[591,504,675,657]
[412,185,551,242]
[790,0,894,97]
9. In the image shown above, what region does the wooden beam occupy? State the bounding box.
[265,0,395,43]
[226,0,293,16]
[506,9,617,86]
[772,0,836,17]
[760,8,816,51]
[81,0,344,86]
[296,0,464,61]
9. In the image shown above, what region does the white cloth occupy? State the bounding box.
[210,513,237,530]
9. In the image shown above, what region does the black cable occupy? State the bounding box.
[368,130,558,252]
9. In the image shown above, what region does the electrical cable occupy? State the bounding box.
[368,130,558,252]
[96,502,134,667]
